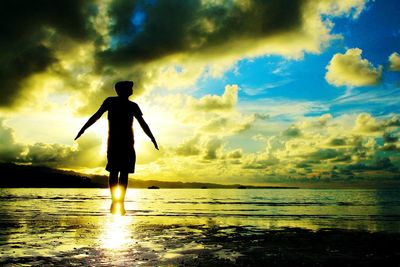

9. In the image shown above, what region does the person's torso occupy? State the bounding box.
[106,97,138,135]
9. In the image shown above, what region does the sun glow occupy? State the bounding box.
[114,186,121,201]
[91,118,108,155]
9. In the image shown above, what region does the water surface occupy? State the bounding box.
[1,188,399,264]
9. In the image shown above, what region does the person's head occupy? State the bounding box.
[115,81,133,98]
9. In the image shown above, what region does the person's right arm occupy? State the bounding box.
[74,99,109,140]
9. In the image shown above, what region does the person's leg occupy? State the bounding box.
[115,171,128,215]
[109,171,119,199]
[109,171,119,213]
[119,171,129,203]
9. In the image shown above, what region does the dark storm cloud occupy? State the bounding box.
[282,126,302,138]
[331,154,352,163]
[384,115,400,127]
[98,0,304,66]
[380,144,400,151]
[328,137,347,146]
[23,143,74,165]
[243,157,279,170]
[344,157,398,172]
[22,134,105,168]
[0,0,94,107]
[0,0,324,110]
[295,158,324,168]
[296,162,311,168]
[383,132,398,143]
[307,148,340,161]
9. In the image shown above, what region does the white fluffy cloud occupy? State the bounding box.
[325,48,382,87]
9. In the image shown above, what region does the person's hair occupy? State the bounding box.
[115,81,134,97]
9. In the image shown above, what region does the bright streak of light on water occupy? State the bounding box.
[101,211,133,250]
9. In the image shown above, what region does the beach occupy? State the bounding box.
[1,188,399,266]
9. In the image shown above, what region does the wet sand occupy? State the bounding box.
[1,217,400,267]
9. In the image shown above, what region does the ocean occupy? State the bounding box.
[1,188,399,232]
[1,188,399,265]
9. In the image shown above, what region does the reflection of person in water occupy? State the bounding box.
[75,81,158,215]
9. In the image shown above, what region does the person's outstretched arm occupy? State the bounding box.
[74,100,108,140]
[136,116,159,150]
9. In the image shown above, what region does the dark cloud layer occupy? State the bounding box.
[0,0,333,110]
[2,0,303,109]
[283,126,302,138]
[0,0,94,107]
[99,0,304,66]
[344,157,398,172]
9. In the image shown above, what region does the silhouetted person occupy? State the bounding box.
[75,81,158,215]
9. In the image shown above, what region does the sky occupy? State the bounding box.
[0,0,400,187]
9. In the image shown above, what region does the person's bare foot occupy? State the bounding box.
[120,202,126,215]
[110,201,117,214]
[110,201,126,215]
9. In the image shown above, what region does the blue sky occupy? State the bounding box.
[196,0,400,119]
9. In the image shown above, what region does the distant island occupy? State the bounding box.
[0,163,298,189]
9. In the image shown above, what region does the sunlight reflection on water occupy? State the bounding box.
[101,212,133,250]
[0,188,399,232]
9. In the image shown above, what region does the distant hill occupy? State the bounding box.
[0,163,105,188]
[0,163,298,189]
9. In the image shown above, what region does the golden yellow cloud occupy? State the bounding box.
[2,108,400,185]
[353,113,382,134]
[190,85,238,111]
[325,48,382,87]
[389,52,400,71]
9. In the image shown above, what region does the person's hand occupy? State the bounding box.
[74,129,85,141]
[152,139,159,150]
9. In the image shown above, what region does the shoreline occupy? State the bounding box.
[1,225,399,266]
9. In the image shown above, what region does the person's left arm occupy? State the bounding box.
[136,115,159,150]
